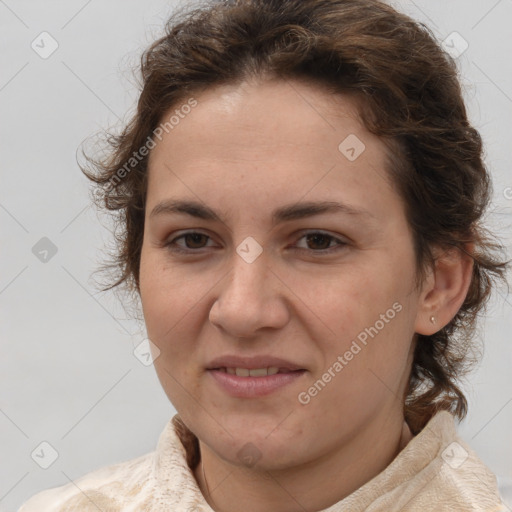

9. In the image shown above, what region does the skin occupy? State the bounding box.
[139,78,473,512]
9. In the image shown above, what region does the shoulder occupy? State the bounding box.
[342,411,506,511]
[432,436,504,510]
[17,451,154,512]
[395,411,505,510]
[17,415,197,512]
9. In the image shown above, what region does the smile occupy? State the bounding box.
[215,367,299,377]
[208,368,306,397]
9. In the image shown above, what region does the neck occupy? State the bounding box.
[193,412,413,512]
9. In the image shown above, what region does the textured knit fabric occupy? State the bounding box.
[18,411,506,511]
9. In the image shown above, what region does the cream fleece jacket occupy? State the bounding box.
[18,410,506,511]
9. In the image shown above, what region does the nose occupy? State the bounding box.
[209,250,290,338]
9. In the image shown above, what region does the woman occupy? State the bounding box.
[19,0,509,510]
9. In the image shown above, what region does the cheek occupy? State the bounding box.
[286,262,394,341]
[139,250,199,353]
[301,315,412,433]
[139,251,207,408]
[295,265,415,400]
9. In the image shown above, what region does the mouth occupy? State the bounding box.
[211,366,303,377]
[207,366,306,397]
[205,355,307,397]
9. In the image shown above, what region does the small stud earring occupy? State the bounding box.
[430,316,436,324]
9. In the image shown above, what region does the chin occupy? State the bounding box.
[205,420,307,469]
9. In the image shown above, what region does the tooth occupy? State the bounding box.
[267,367,279,375]
[249,368,268,377]
[235,368,250,377]
[226,367,236,375]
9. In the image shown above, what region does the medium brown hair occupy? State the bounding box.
[82,0,509,433]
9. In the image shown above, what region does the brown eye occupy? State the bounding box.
[183,233,209,249]
[165,231,214,253]
[294,231,347,254]
[305,233,333,250]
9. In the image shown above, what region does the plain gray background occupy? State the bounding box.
[1,1,511,510]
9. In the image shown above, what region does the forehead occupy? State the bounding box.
[145,78,400,220]
[150,79,372,161]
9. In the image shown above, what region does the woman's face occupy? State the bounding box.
[140,78,425,470]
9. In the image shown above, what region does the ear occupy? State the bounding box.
[414,244,474,335]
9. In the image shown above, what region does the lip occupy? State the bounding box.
[207,368,307,398]
[206,355,307,398]
[206,355,305,372]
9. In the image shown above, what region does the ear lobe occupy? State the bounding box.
[414,244,474,335]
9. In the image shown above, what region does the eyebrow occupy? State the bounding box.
[149,199,374,226]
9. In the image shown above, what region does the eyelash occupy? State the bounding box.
[164,230,347,255]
